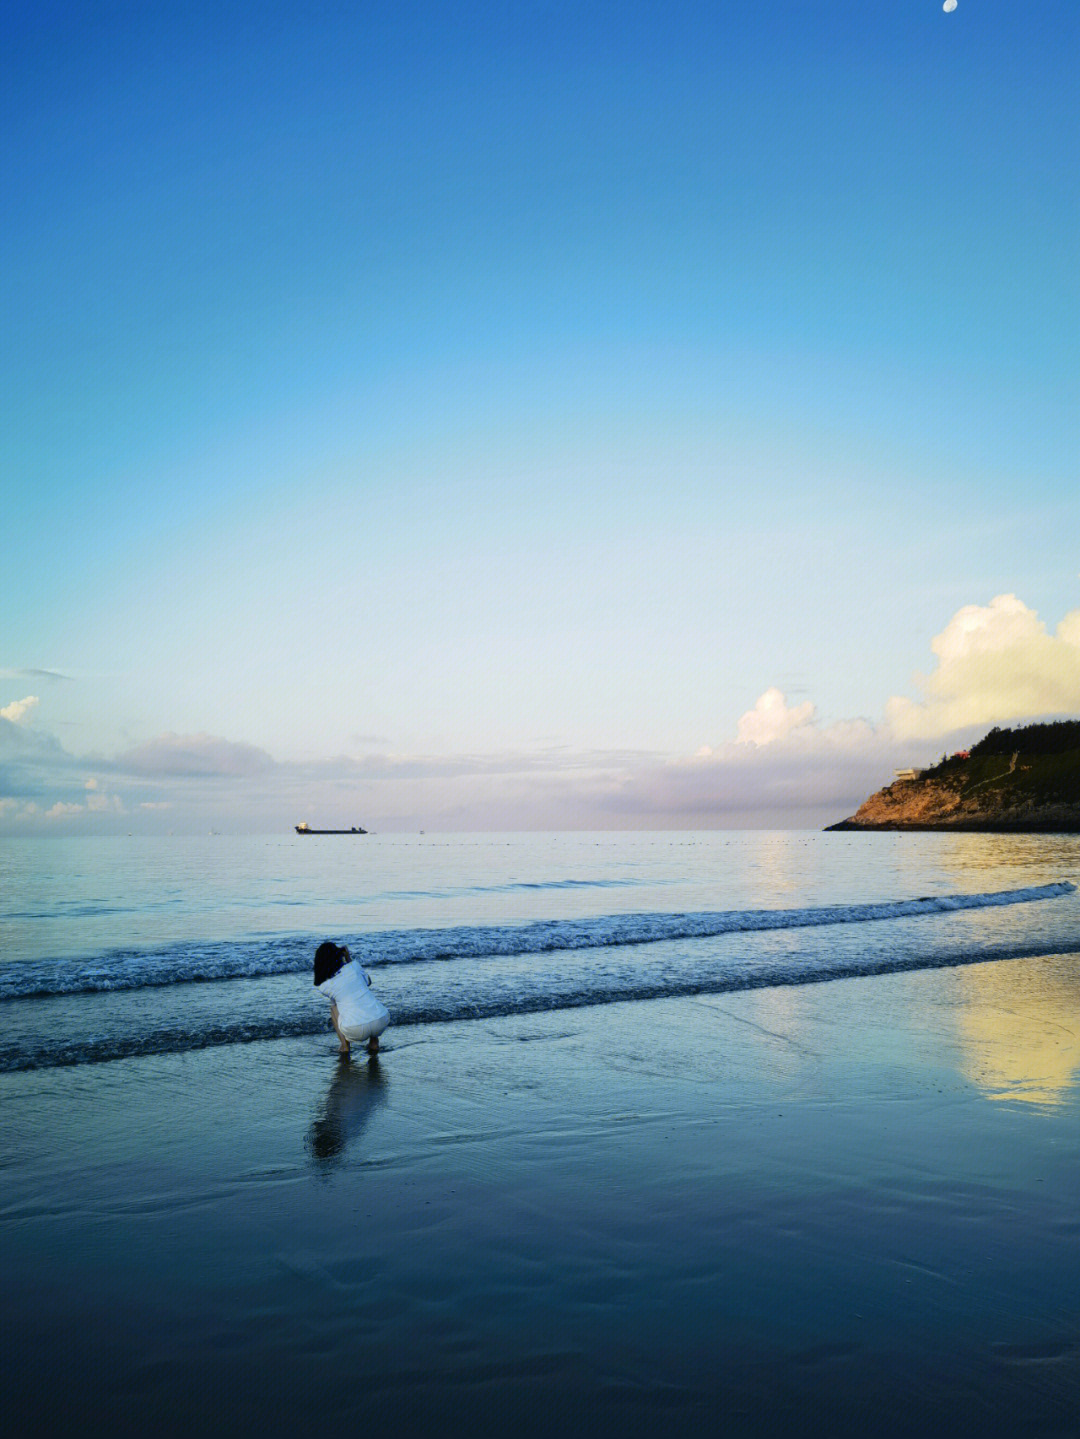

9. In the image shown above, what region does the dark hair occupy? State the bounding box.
[313,941,349,986]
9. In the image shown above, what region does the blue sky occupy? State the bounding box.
[3,1,1078,830]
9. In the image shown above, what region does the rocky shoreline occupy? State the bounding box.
[826,727,1080,832]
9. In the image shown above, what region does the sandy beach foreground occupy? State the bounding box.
[4,954,1080,1438]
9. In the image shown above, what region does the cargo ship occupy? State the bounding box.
[295,823,368,835]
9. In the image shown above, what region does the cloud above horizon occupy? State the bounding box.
[886,593,1080,740]
[113,732,277,779]
[735,688,816,746]
[1,695,39,723]
[4,589,1080,831]
[0,715,900,832]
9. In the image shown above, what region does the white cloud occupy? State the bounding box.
[591,700,899,827]
[886,593,1080,740]
[86,788,124,814]
[1,695,39,723]
[736,687,816,745]
[45,801,83,819]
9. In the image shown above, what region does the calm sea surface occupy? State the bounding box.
[2,829,1079,1072]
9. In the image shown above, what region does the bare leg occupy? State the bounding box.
[330,1003,350,1055]
[367,1034,379,1055]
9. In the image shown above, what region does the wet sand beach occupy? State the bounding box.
[4,953,1080,1438]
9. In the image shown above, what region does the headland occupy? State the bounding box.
[827,720,1080,832]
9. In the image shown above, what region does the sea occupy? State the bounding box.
[3,828,1079,1074]
[6,827,1080,1438]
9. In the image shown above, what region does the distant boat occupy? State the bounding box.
[295,823,368,835]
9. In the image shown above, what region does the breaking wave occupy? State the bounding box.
[0,880,1075,1073]
[1,881,1072,1002]
[1,934,1076,1074]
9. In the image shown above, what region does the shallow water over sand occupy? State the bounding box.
[4,955,1080,1438]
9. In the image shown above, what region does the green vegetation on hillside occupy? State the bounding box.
[916,720,1080,811]
[970,720,1080,757]
[830,718,1080,830]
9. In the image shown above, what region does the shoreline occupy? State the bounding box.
[5,954,1080,1436]
[826,819,1080,832]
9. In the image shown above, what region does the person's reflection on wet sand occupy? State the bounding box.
[306,1055,388,1167]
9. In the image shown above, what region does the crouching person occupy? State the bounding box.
[313,941,389,1056]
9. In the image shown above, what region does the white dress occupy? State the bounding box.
[318,960,390,1042]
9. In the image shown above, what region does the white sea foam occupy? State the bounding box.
[0,881,1076,1072]
[0,882,1072,1002]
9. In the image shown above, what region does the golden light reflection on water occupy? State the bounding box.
[909,834,1080,1105]
[936,832,1080,887]
[953,957,1080,1106]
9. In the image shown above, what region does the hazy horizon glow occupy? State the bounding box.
[3,1,1077,831]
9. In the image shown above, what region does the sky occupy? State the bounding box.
[2,0,1078,832]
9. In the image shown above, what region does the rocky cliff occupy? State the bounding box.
[826,723,1080,832]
